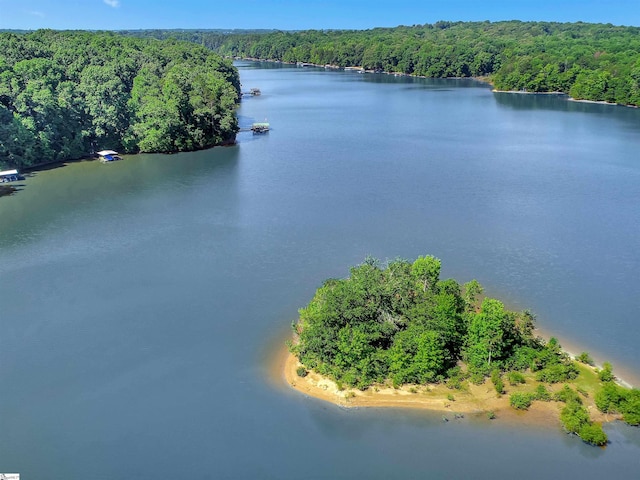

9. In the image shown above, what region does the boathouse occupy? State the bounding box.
[97,150,121,163]
[0,169,20,183]
[251,122,270,133]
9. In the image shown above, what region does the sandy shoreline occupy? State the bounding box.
[280,349,619,428]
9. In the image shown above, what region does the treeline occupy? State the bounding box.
[143,21,640,106]
[0,30,240,170]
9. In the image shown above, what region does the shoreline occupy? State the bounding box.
[234,58,639,108]
[532,325,638,389]
[492,89,566,95]
[281,350,620,428]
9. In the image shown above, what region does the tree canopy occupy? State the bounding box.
[292,256,550,389]
[147,21,640,106]
[0,30,240,170]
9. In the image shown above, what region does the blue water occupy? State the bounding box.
[1,61,639,478]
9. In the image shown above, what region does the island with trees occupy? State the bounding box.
[0,30,241,170]
[285,256,640,446]
[135,21,640,106]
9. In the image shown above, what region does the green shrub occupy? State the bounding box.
[534,384,551,401]
[560,401,590,434]
[445,366,468,390]
[622,411,640,426]
[595,382,623,413]
[507,346,540,371]
[487,411,496,420]
[579,423,608,446]
[510,392,534,410]
[576,352,595,366]
[296,366,308,377]
[595,384,640,426]
[507,371,526,386]
[621,391,640,425]
[535,363,579,383]
[598,362,615,382]
[554,385,582,404]
[491,369,504,395]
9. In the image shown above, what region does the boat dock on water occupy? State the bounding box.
[97,150,122,163]
[251,122,270,133]
[0,169,21,183]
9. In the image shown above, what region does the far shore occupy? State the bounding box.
[236,58,639,109]
[492,89,566,95]
[280,347,623,429]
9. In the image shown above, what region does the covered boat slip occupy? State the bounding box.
[97,150,122,163]
[0,169,21,182]
[251,122,270,133]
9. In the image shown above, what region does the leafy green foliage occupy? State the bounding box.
[535,363,579,383]
[557,388,608,446]
[554,385,583,404]
[0,30,240,169]
[465,299,529,375]
[578,424,608,446]
[560,401,590,433]
[510,392,534,410]
[491,369,504,395]
[595,383,640,426]
[296,256,544,389]
[507,371,526,386]
[576,352,595,366]
[595,382,624,413]
[534,384,551,402]
[411,255,441,293]
[597,362,615,382]
[164,21,640,106]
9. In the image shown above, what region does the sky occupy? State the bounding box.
[1,0,639,31]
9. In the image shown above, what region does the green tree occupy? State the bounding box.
[411,255,441,293]
[465,298,514,373]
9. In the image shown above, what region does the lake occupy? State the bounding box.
[1,61,640,478]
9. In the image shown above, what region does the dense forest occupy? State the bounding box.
[134,21,640,106]
[291,256,640,446]
[0,30,240,170]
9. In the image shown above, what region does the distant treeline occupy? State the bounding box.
[131,21,640,106]
[0,30,240,170]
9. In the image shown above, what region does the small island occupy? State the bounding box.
[286,256,640,446]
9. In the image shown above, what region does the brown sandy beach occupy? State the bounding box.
[277,348,619,429]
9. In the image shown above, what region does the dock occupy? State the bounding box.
[97,150,122,163]
[241,88,262,97]
[251,122,270,134]
[0,169,20,183]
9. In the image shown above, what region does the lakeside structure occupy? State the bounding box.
[0,169,20,183]
[251,122,270,133]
